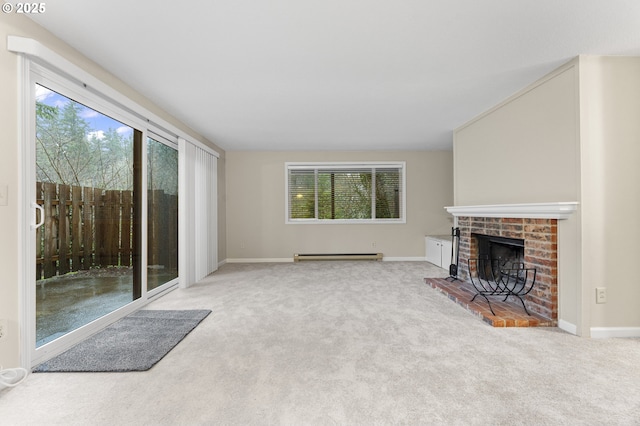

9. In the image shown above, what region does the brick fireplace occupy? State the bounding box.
[425,202,579,327]
[457,216,558,320]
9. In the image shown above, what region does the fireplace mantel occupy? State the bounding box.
[445,202,578,219]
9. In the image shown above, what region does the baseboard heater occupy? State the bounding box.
[294,253,383,262]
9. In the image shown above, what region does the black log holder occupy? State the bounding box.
[467,258,537,316]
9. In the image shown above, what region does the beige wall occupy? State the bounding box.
[0,14,225,366]
[579,56,640,331]
[453,56,640,336]
[226,151,453,260]
[454,62,580,206]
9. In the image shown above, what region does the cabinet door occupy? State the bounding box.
[426,238,442,266]
[441,240,453,268]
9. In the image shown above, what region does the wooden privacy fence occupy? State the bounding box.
[36,182,178,280]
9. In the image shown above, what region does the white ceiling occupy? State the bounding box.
[29,1,640,151]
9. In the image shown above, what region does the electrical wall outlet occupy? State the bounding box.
[596,287,607,304]
[0,319,7,341]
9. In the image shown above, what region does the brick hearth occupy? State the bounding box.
[424,277,555,327]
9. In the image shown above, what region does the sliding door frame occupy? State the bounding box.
[24,62,151,366]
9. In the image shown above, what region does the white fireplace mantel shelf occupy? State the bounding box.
[445,202,579,220]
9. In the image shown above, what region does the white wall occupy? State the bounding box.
[225,151,453,261]
[0,13,225,367]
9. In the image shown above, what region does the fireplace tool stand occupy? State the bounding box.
[446,227,461,281]
[467,258,537,316]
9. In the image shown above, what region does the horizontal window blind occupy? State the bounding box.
[288,169,316,219]
[285,162,405,223]
[375,168,401,219]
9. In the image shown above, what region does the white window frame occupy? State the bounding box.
[285,162,406,224]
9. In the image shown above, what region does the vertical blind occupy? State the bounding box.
[180,138,218,286]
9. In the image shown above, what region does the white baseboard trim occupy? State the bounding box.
[225,258,294,263]
[558,319,577,335]
[218,259,227,268]
[225,257,426,266]
[223,257,428,263]
[590,327,640,339]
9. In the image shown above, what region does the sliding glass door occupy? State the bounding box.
[34,84,142,347]
[26,56,191,368]
[147,136,179,292]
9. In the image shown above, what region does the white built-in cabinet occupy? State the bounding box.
[425,236,453,269]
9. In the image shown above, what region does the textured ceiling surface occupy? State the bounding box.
[29,1,640,151]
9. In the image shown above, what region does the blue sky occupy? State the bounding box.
[35,84,134,140]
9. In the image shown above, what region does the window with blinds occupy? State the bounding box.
[286,162,406,223]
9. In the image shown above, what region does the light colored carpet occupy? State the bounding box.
[1,261,639,425]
